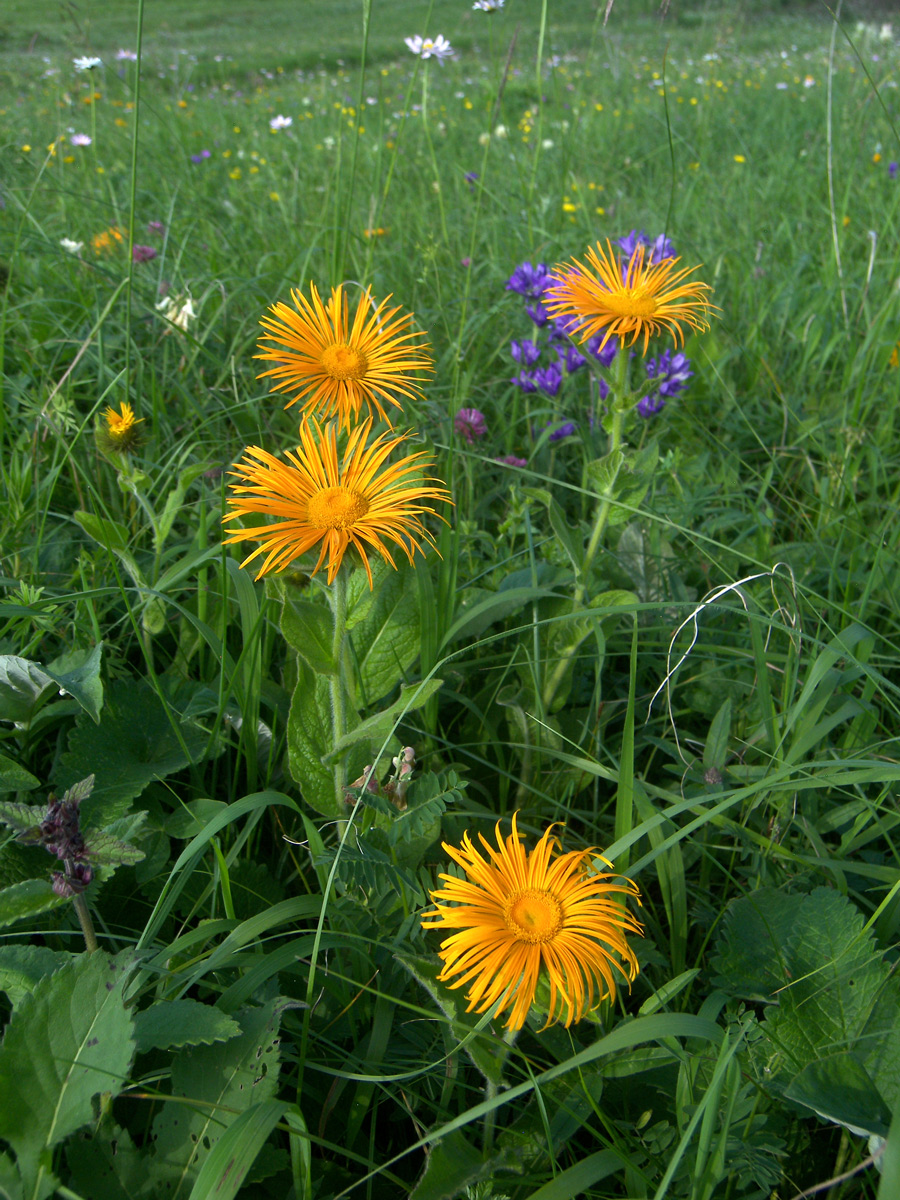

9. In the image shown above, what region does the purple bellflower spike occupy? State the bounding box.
[586,333,619,368]
[512,370,538,392]
[560,345,586,373]
[637,393,666,418]
[497,454,528,467]
[534,362,563,397]
[506,261,553,298]
[525,300,550,327]
[549,421,577,441]
[510,338,542,367]
[890,162,898,180]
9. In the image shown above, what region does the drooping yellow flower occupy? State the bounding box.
[546,240,715,356]
[256,283,432,429]
[91,225,125,257]
[223,417,451,587]
[102,401,143,452]
[421,814,643,1030]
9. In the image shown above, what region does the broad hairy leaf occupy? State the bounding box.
[66,1123,145,1200]
[0,945,72,1010]
[185,1099,290,1200]
[43,643,104,724]
[279,593,336,676]
[0,950,136,1197]
[0,879,66,931]
[0,754,40,796]
[133,998,241,1054]
[784,1053,892,1137]
[711,887,801,1001]
[348,561,421,702]
[286,664,355,817]
[54,679,214,826]
[0,656,56,725]
[328,678,443,758]
[145,997,292,1197]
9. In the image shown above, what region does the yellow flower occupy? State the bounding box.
[889,343,899,369]
[546,240,715,356]
[421,814,643,1030]
[223,417,451,587]
[91,225,125,256]
[102,401,143,452]
[733,154,746,163]
[256,283,432,429]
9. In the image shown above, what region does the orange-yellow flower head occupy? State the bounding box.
[421,813,643,1030]
[223,417,451,587]
[255,283,433,430]
[546,240,715,356]
[91,226,125,257]
[101,401,143,452]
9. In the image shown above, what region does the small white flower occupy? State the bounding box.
[69,132,92,146]
[404,34,453,62]
[269,114,293,131]
[60,237,83,255]
[473,0,504,10]
[73,56,102,71]
[493,123,508,139]
[775,81,788,90]
[879,23,893,43]
[115,49,138,61]
[156,294,196,333]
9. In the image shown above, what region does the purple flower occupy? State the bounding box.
[190,148,211,164]
[616,229,676,265]
[559,344,586,373]
[465,171,479,192]
[511,370,538,392]
[510,338,541,367]
[506,261,553,298]
[549,421,577,441]
[525,300,550,327]
[147,220,166,236]
[455,407,488,443]
[637,393,666,418]
[534,362,563,397]
[497,454,527,467]
[890,162,898,180]
[637,349,693,417]
[132,244,157,263]
[586,333,618,368]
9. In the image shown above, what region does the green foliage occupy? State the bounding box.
[0,951,136,1200]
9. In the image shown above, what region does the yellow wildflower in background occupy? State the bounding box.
[101,401,143,452]
[223,417,451,587]
[256,283,433,429]
[91,225,125,256]
[547,240,715,355]
[421,813,643,1030]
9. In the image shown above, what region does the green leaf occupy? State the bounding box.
[66,1123,145,1200]
[408,1130,485,1200]
[0,951,136,1195]
[522,487,584,576]
[710,887,800,1001]
[349,563,422,702]
[785,1053,892,1137]
[0,801,43,838]
[133,999,241,1054]
[703,698,732,772]
[0,656,56,724]
[441,584,557,648]
[55,679,215,827]
[157,464,213,552]
[146,998,289,1195]
[0,755,40,795]
[328,678,443,758]
[72,510,130,555]
[286,667,351,817]
[186,1099,289,1200]
[279,595,336,675]
[43,643,104,724]
[0,880,65,931]
[166,799,230,839]
[0,945,72,1010]
[0,1153,23,1200]
[395,953,505,1086]
[760,889,891,1085]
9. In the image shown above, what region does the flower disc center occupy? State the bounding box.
[321,343,369,382]
[504,888,563,944]
[307,486,370,530]
[602,289,658,322]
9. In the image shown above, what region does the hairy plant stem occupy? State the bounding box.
[330,571,349,817]
[541,348,630,711]
[71,889,99,953]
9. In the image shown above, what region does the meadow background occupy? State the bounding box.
[1,0,900,1197]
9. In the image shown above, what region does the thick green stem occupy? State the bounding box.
[69,879,99,953]
[542,349,631,711]
[329,571,349,812]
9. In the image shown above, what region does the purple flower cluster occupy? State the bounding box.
[637,350,693,417]
[455,407,488,443]
[22,778,96,897]
[190,148,212,164]
[506,231,694,428]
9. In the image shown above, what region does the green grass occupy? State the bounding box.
[1,1,900,1198]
